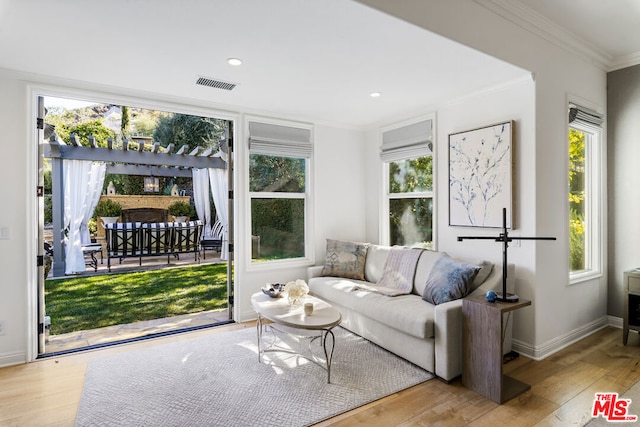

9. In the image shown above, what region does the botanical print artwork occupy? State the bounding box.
[449,121,512,228]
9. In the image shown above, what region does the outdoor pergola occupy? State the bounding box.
[43,128,232,277]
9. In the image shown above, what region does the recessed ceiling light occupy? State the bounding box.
[370,92,381,98]
[227,58,243,66]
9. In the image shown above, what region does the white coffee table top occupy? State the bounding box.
[250,292,341,330]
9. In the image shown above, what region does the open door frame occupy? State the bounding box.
[36,96,47,354]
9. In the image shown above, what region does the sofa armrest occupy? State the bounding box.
[307,265,324,281]
[434,263,516,381]
[433,299,463,381]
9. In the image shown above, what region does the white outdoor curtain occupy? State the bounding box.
[192,168,212,239]
[63,160,106,274]
[209,151,229,260]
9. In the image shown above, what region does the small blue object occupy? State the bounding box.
[486,290,498,302]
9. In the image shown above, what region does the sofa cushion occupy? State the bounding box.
[309,276,435,339]
[321,239,368,280]
[364,244,391,283]
[422,253,481,305]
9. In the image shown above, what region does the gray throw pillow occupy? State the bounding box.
[321,239,368,280]
[422,252,481,305]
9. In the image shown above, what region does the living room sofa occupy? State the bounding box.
[307,239,512,382]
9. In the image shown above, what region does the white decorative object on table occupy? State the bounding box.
[285,279,309,307]
[304,302,314,316]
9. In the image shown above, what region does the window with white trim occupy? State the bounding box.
[568,104,603,282]
[248,120,312,263]
[381,118,434,248]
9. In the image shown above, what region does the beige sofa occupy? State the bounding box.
[307,242,512,381]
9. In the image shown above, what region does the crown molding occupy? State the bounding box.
[609,51,640,72]
[475,0,612,71]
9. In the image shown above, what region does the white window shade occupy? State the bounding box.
[249,121,312,158]
[569,104,604,127]
[380,119,433,162]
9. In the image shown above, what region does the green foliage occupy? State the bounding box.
[121,105,130,139]
[93,199,123,217]
[249,154,305,192]
[569,208,585,271]
[389,198,432,247]
[251,198,305,259]
[153,113,225,152]
[388,156,433,246]
[389,156,432,193]
[569,128,585,271]
[67,120,115,147]
[44,195,53,224]
[249,153,306,260]
[88,217,97,236]
[132,113,162,136]
[44,264,228,334]
[168,201,196,218]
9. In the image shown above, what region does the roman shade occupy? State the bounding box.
[569,104,604,127]
[248,121,312,158]
[380,119,433,162]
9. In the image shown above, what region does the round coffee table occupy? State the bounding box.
[250,292,342,383]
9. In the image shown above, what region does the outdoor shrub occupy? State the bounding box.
[168,201,195,218]
[94,199,123,217]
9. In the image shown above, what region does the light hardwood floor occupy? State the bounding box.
[1,325,638,426]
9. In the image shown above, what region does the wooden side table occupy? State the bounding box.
[623,270,640,345]
[462,294,531,404]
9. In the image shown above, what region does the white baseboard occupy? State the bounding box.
[0,351,26,368]
[512,315,610,361]
[607,315,623,329]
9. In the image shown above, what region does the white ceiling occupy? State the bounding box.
[0,0,637,128]
[517,0,640,64]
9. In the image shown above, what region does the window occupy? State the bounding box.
[248,120,312,263]
[568,104,604,282]
[381,118,434,248]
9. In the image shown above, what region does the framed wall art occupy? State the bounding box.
[448,120,513,228]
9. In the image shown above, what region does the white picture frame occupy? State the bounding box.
[448,121,513,228]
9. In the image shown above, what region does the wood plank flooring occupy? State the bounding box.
[1,325,638,426]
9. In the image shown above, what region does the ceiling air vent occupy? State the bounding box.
[196,76,237,91]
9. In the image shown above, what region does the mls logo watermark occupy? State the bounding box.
[592,393,638,422]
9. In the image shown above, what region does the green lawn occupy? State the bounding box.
[45,263,228,335]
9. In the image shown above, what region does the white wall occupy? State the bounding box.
[366,78,540,349]
[436,78,538,346]
[234,122,367,321]
[0,69,369,365]
[359,0,608,358]
[0,71,32,366]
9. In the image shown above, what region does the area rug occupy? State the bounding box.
[75,326,433,427]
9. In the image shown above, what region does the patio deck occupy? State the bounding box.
[45,308,231,354]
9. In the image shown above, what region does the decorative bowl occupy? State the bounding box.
[261,283,285,298]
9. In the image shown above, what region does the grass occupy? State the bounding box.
[45,263,228,335]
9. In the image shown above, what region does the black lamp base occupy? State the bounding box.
[496,293,520,302]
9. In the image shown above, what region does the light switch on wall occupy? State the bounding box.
[0,227,9,240]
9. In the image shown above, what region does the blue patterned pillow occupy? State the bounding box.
[321,239,368,280]
[422,253,481,305]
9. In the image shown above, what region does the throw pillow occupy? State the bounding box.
[321,239,368,280]
[376,247,423,294]
[422,252,481,305]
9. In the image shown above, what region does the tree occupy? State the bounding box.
[153,114,226,152]
[68,120,115,147]
[121,106,130,139]
[388,156,433,246]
